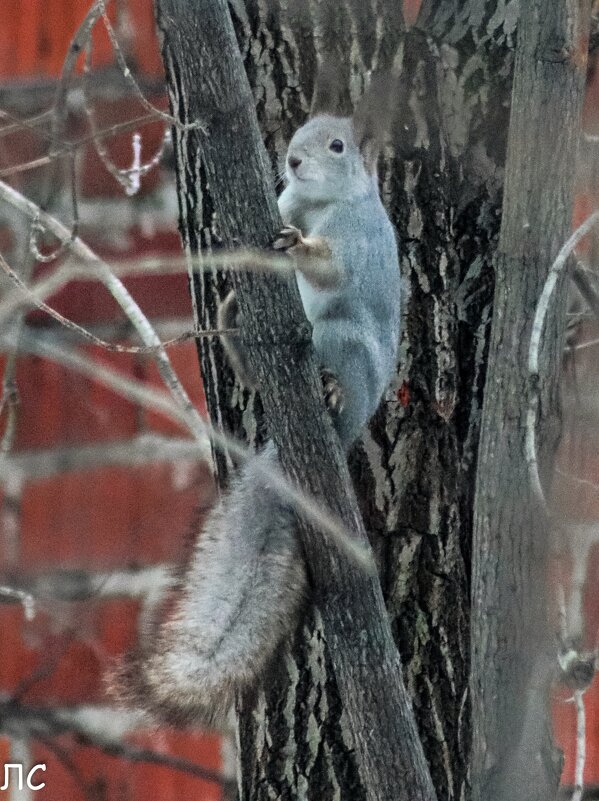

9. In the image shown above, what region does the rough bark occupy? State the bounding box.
[470,3,592,801]
[152,1,528,800]
[373,6,516,798]
[154,2,436,800]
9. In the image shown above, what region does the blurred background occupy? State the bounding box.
[0,1,599,799]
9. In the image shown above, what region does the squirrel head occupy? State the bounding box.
[284,67,395,205]
[284,114,376,204]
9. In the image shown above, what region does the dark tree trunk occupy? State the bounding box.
[152,0,590,799]
[154,2,435,801]
[470,3,592,801]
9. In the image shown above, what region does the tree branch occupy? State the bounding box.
[470,3,593,801]
[0,699,231,791]
[154,2,436,800]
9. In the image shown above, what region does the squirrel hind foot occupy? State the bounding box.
[217,289,257,390]
[320,367,344,415]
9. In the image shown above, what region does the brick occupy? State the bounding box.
[140,341,208,433]
[0,597,140,705]
[20,460,213,570]
[0,0,163,80]
[30,729,222,801]
[553,673,599,787]
[32,740,124,801]
[126,729,222,801]
[4,340,207,449]
[29,226,192,326]
[8,352,139,451]
[164,730,222,801]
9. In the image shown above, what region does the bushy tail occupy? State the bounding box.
[109,441,306,728]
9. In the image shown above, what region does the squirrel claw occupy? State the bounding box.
[321,367,344,415]
[273,225,304,252]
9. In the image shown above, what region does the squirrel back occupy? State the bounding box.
[279,110,400,446]
[110,74,400,727]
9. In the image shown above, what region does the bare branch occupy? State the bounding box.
[572,264,599,320]
[96,0,204,133]
[0,251,233,352]
[0,330,372,573]
[0,434,208,481]
[0,178,210,457]
[0,585,35,620]
[0,112,161,179]
[2,565,171,604]
[83,45,172,195]
[0,699,230,790]
[526,211,599,511]
[572,690,586,801]
[0,108,54,140]
[0,363,19,454]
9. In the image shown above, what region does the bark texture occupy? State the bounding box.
[154,1,585,800]
[153,1,529,800]
[470,3,592,801]
[154,2,435,800]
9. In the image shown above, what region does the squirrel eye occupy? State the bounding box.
[329,139,344,154]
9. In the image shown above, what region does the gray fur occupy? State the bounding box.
[114,442,305,727]
[112,103,400,726]
[279,112,401,446]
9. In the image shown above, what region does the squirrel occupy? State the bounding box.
[110,75,401,728]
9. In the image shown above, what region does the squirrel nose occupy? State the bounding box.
[288,156,302,171]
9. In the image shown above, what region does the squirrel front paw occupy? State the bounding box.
[273,225,304,253]
[321,367,344,416]
[274,226,339,290]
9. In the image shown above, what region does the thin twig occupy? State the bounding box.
[0,250,233,352]
[0,363,19,453]
[572,264,599,319]
[0,699,230,789]
[33,1,105,263]
[0,214,38,457]
[572,689,586,801]
[0,108,54,140]
[83,42,172,194]
[0,112,162,179]
[0,434,208,481]
[555,466,599,494]
[1,330,374,573]
[35,734,92,796]
[0,250,295,328]
[97,0,204,132]
[564,335,599,353]
[82,22,172,195]
[526,210,599,511]
[555,565,570,648]
[0,178,210,457]
[0,585,35,620]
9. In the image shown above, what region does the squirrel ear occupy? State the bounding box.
[310,58,351,117]
[352,71,397,174]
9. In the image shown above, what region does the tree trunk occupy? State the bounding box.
[153,0,588,799]
[154,2,436,800]
[470,3,592,801]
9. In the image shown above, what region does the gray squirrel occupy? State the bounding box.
[111,77,401,727]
